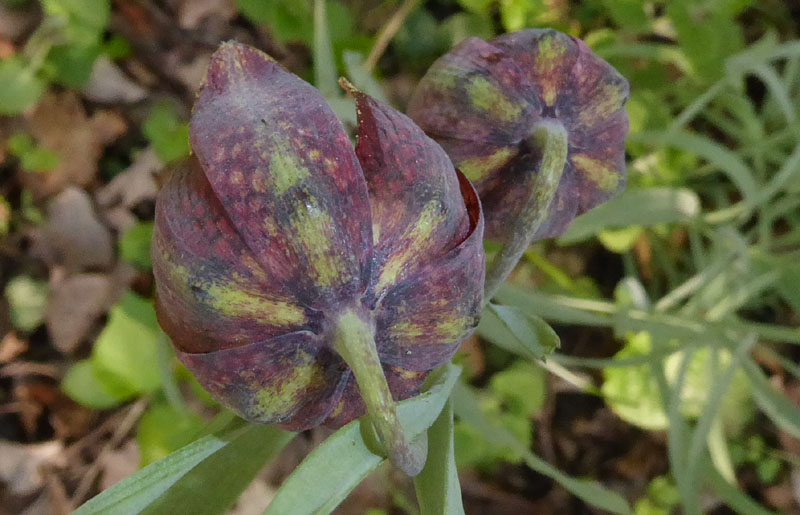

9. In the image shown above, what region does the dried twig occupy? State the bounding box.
[363,0,422,73]
[69,398,149,508]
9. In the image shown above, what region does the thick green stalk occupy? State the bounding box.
[483,120,569,302]
[332,309,425,476]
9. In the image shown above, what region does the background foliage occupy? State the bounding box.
[2,0,800,513]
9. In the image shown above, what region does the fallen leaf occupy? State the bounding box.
[21,92,126,197]
[177,0,236,30]
[98,440,140,492]
[229,479,275,515]
[0,440,64,496]
[45,274,115,354]
[0,332,27,363]
[96,148,160,210]
[35,187,114,272]
[83,57,148,104]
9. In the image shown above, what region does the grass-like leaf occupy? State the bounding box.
[76,422,290,515]
[743,358,800,438]
[414,401,464,515]
[451,382,631,514]
[265,364,462,514]
[558,187,700,244]
[478,303,560,360]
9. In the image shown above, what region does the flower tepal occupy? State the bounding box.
[151,42,484,474]
[408,29,629,241]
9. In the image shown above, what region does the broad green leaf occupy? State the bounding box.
[137,403,206,467]
[265,364,462,515]
[451,382,631,514]
[4,275,49,332]
[41,0,110,43]
[478,304,560,360]
[600,0,648,31]
[7,132,60,172]
[44,43,101,88]
[559,188,700,244]
[414,401,464,515]
[91,293,161,399]
[142,103,190,164]
[236,0,313,45]
[75,422,288,515]
[440,12,495,47]
[490,362,547,416]
[0,56,46,115]
[62,359,123,409]
[666,0,745,82]
[743,359,800,438]
[601,332,668,430]
[119,222,154,270]
[141,424,292,515]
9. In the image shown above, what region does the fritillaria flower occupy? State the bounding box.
[407,29,629,297]
[151,42,484,475]
[408,29,629,241]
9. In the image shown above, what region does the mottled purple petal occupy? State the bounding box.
[152,158,316,354]
[178,332,348,431]
[492,29,579,109]
[189,42,372,309]
[376,172,484,371]
[557,37,629,148]
[407,37,538,147]
[408,30,629,241]
[351,89,471,305]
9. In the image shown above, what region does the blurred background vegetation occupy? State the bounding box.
[1,0,800,513]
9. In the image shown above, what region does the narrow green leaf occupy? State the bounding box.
[62,359,123,410]
[743,358,800,438]
[629,131,758,207]
[451,382,631,514]
[142,103,190,164]
[265,364,462,515]
[705,461,775,515]
[479,303,560,360]
[414,401,464,515]
[559,187,701,244]
[75,422,272,515]
[141,425,293,515]
[0,56,46,115]
[313,0,338,97]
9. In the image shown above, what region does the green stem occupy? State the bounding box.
[484,120,569,302]
[332,309,425,476]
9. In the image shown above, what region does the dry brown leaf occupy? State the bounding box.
[0,332,27,364]
[176,0,236,29]
[45,274,115,354]
[96,148,160,209]
[98,440,139,492]
[83,57,148,104]
[21,92,126,197]
[34,187,114,272]
[0,440,65,496]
